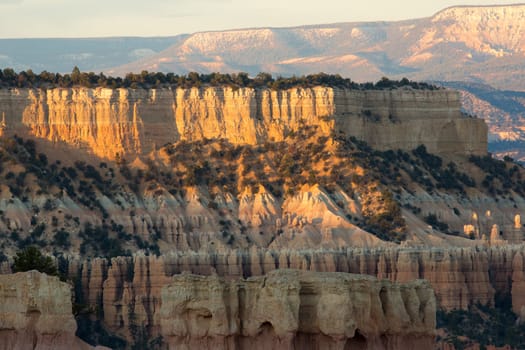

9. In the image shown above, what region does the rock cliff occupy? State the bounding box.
[2,246,524,348]
[61,245,525,346]
[0,270,94,350]
[0,84,512,349]
[0,86,486,159]
[159,269,436,350]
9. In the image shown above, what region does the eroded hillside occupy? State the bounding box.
[0,122,521,260]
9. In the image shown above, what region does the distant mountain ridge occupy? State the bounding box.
[105,4,525,91]
[0,36,184,73]
[2,4,525,91]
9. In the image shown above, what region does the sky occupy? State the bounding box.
[1,0,524,38]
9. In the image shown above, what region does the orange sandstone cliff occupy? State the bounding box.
[0,87,487,159]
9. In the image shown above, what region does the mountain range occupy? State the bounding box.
[1,4,524,91]
[106,4,525,92]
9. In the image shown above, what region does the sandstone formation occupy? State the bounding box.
[3,246,525,348]
[0,86,487,159]
[0,270,94,350]
[159,269,436,350]
[0,85,500,258]
[56,245,525,345]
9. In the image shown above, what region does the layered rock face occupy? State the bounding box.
[0,86,486,158]
[0,270,94,350]
[332,88,487,155]
[159,269,436,350]
[67,245,525,345]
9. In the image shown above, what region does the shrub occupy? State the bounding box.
[12,246,57,275]
[53,230,71,249]
[424,213,449,232]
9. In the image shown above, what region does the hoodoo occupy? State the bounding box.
[159,269,436,350]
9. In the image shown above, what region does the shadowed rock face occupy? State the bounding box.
[0,86,486,159]
[0,271,94,350]
[159,269,436,350]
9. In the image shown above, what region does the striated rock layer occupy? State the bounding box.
[0,270,94,350]
[61,245,525,345]
[159,269,436,350]
[0,86,487,158]
[2,246,523,349]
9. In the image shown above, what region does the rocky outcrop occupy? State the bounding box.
[6,249,525,349]
[332,88,487,155]
[62,245,525,345]
[0,86,486,159]
[0,245,525,348]
[0,270,94,350]
[159,269,436,350]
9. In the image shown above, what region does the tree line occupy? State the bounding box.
[0,67,439,90]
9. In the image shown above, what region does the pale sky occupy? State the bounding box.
[0,0,524,38]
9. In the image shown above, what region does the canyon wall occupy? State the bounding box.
[65,245,525,345]
[0,270,94,350]
[3,247,522,349]
[0,86,487,159]
[159,270,436,350]
[332,89,487,155]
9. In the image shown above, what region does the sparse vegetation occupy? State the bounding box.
[79,223,130,258]
[424,213,449,232]
[159,126,409,242]
[53,229,71,249]
[438,297,525,349]
[469,154,524,195]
